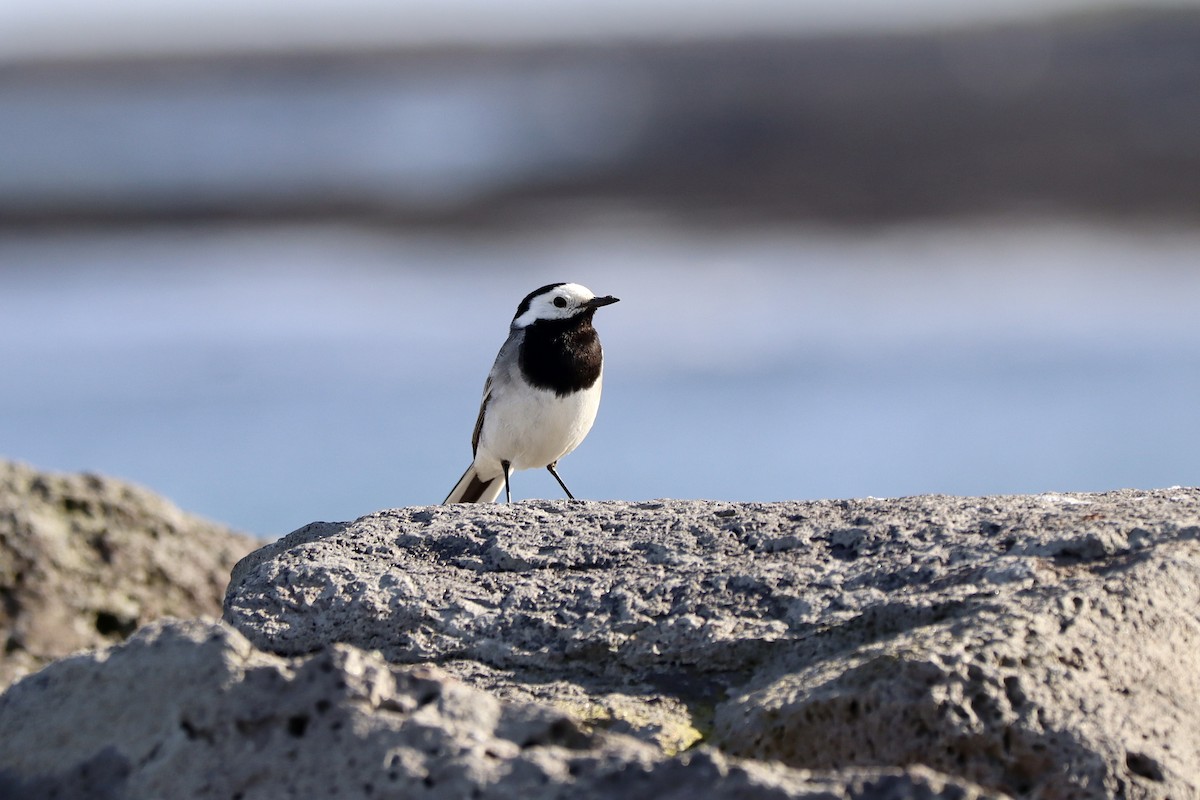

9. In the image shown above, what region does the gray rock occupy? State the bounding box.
[0,459,257,688]
[0,619,997,800]
[223,490,1200,798]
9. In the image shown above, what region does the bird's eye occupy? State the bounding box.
[553,297,567,308]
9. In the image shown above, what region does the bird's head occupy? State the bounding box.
[511,283,619,329]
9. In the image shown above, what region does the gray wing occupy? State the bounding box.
[471,328,523,456]
[471,376,490,456]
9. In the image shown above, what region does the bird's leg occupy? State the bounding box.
[501,460,512,503]
[546,462,575,500]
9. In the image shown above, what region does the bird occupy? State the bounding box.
[443,282,619,504]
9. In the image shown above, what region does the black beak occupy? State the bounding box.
[583,295,619,309]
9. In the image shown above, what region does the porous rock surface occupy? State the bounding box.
[2,487,1197,799]
[0,618,995,800]
[0,460,256,687]
[221,490,1200,798]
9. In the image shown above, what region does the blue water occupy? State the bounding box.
[2,218,1198,537]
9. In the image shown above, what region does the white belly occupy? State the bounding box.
[474,376,602,479]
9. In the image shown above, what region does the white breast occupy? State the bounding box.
[473,372,603,479]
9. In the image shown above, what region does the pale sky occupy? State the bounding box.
[1,0,1191,61]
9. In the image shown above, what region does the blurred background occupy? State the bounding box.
[2,0,1199,538]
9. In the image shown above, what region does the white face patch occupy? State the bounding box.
[511,283,597,329]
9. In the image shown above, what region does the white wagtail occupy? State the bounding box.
[443,282,619,504]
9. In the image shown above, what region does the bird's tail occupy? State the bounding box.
[443,463,505,503]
